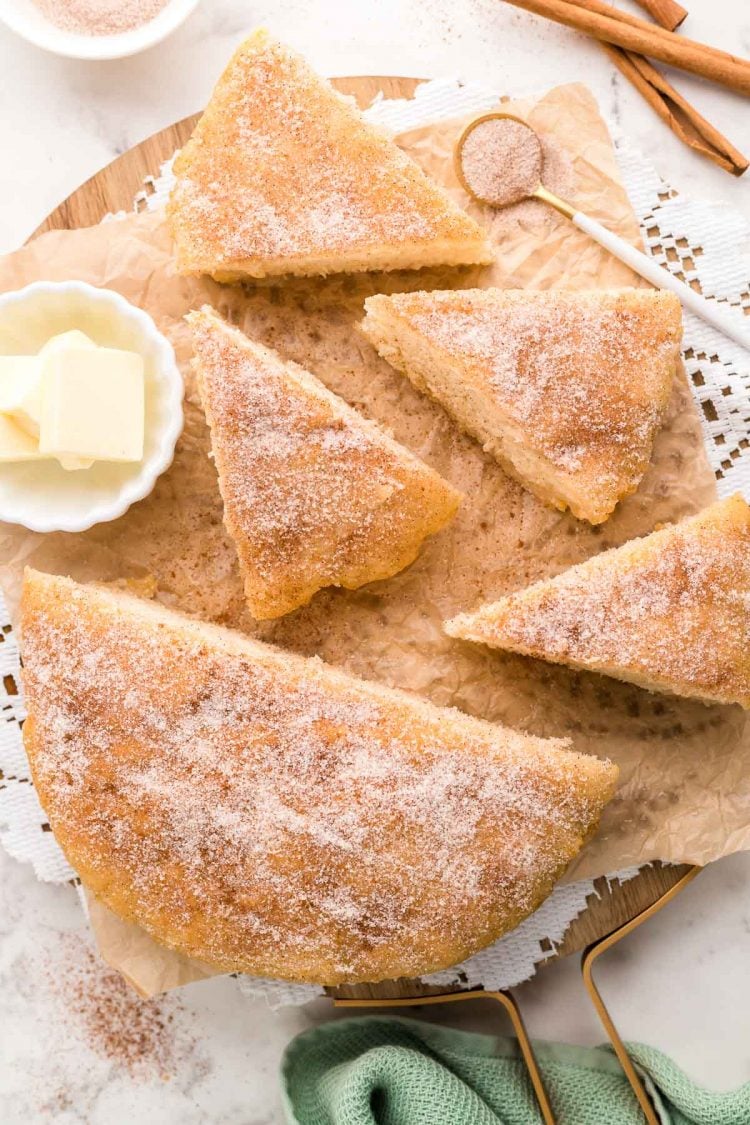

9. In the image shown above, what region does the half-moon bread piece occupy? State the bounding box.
[167,29,492,281]
[189,306,461,620]
[361,287,682,524]
[21,569,618,985]
[446,496,750,708]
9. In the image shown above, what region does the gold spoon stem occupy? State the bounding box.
[533,184,576,219]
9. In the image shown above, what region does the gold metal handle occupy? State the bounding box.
[333,988,556,1125]
[581,865,702,1125]
[332,866,703,1124]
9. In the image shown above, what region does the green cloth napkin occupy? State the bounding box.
[281,1015,750,1125]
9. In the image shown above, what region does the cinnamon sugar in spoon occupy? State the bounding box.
[455,112,750,352]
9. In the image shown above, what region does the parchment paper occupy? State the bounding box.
[2,83,740,997]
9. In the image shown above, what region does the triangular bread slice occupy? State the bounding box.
[21,569,617,985]
[167,30,492,281]
[446,496,750,708]
[189,307,461,620]
[361,287,682,524]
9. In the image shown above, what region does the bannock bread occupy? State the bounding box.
[21,570,618,985]
[167,29,492,281]
[189,306,461,619]
[361,287,682,524]
[446,496,750,709]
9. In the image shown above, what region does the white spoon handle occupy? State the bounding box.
[572,210,750,353]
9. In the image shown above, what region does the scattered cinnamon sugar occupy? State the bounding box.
[69,954,177,1075]
[32,0,170,36]
[40,937,192,1078]
[460,117,543,206]
[38,1089,74,1116]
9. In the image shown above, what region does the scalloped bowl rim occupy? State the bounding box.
[0,281,184,533]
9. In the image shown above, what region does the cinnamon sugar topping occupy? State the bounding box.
[21,570,617,985]
[168,31,490,278]
[404,290,675,475]
[447,497,750,708]
[362,287,682,524]
[189,307,460,619]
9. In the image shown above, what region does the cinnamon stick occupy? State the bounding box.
[562,0,748,175]
[553,0,681,35]
[503,0,750,95]
[632,0,687,32]
[602,44,748,175]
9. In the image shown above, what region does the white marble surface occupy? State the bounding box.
[1,1,750,1121]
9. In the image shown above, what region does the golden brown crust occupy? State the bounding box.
[167,29,492,280]
[361,287,682,524]
[189,306,461,619]
[21,569,617,985]
[446,496,750,709]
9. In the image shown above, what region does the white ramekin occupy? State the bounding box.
[0,281,183,533]
[0,0,200,61]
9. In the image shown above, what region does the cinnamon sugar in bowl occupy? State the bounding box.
[0,0,200,60]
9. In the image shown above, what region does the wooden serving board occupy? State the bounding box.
[29,75,691,994]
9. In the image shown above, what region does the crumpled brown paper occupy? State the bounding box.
[3,83,741,997]
[86,896,216,998]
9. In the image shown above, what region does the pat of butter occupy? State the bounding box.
[39,330,96,358]
[0,355,43,438]
[39,348,145,464]
[0,334,96,445]
[0,414,50,462]
[40,331,98,469]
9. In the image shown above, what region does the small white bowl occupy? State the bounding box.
[0,281,183,532]
[0,0,200,61]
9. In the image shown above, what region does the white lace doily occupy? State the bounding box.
[1,79,748,1009]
